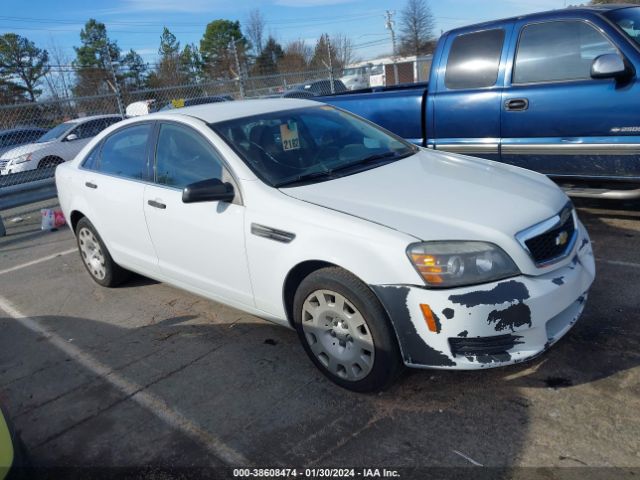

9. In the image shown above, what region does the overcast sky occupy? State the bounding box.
[0,0,568,64]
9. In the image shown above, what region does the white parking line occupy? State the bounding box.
[596,258,640,269]
[452,449,483,466]
[0,295,249,466]
[0,248,77,276]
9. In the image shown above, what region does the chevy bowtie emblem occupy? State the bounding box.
[555,230,569,246]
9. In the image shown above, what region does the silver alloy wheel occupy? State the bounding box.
[78,227,106,280]
[301,289,375,381]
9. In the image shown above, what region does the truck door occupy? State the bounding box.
[501,18,640,179]
[430,24,513,160]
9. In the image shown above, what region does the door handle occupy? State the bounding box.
[505,98,529,111]
[147,199,166,209]
[85,181,97,189]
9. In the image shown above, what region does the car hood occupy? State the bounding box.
[0,142,51,160]
[282,149,568,242]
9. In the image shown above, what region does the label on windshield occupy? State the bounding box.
[280,122,300,151]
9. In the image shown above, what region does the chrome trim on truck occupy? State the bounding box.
[502,143,640,155]
[437,143,499,154]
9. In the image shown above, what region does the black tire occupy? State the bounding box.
[293,267,404,392]
[37,157,64,169]
[75,217,130,287]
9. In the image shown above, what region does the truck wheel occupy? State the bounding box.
[293,267,404,392]
[75,218,129,287]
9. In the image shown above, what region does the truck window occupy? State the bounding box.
[513,20,618,84]
[605,7,640,47]
[444,29,505,90]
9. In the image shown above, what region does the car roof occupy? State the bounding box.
[0,126,46,134]
[447,4,638,34]
[150,98,319,123]
[66,114,123,124]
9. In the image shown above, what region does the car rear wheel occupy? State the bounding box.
[293,267,404,392]
[75,218,130,287]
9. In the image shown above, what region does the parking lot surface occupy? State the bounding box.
[0,200,639,474]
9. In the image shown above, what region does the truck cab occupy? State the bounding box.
[322,5,640,199]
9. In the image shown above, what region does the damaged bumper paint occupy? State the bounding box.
[372,227,596,370]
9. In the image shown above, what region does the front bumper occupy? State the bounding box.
[372,227,595,370]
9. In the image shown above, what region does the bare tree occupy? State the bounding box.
[44,38,74,100]
[331,33,358,70]
[399,0,436,56]
[246,9,266,56]
[278,39,312,73]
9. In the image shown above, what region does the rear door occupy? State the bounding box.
[430,24,513,160]
[501,18,640,179]
[79,122,159,274]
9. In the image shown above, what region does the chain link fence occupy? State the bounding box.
[0,62,427,234]
[0,67,359,184]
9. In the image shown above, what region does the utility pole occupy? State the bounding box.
[385,10,399,85]
[105,47,124,116]
[230,39,246,99]
[326,34,335,94]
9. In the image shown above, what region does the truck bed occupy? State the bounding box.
[317,83,428,146]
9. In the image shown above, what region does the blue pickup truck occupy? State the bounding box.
[321,4,640,199]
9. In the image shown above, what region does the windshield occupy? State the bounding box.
[211,105,417,187]
[606,7,640,47]
[36,122,74,143]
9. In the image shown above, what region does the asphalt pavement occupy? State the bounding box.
[0,198,638,477]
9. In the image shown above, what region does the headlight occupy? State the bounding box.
[407,241,520,288]
[11,153,32,164]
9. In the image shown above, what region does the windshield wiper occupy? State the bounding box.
[275,170,338,188]
[275,149,415,188]
[329,149,414,174]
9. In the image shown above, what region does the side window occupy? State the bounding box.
[155,123,224,189]
[98,124,151,180]
[445,29,505,89]
[82,143,102,170]
[513,20,618,84]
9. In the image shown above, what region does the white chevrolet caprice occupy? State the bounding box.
[56,99,595,392]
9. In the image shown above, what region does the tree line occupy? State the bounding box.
[0,0,440,104]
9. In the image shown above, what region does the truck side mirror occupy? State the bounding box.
[591,54,629,80]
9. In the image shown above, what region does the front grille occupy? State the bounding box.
[524,211,576,265]
[449,334,523,358]
[0,160,8,169]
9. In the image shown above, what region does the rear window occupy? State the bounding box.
[445,29,505,89]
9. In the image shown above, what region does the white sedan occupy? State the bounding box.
[0,115,122,175]
[55,99,595,392]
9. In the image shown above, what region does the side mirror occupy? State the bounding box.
[65,133,78,142]
[182,178,235,204]
[591,53,629,80]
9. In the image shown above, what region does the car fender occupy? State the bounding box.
[243,185,424,323]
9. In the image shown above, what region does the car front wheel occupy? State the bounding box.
[75,217,130,287]
[293,267,404,392]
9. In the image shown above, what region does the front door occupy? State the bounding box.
[143,121,254,307]
[501,18,640,179]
